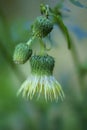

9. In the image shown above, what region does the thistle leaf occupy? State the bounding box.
[69,0,87,9]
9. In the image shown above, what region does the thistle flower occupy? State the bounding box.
[17,54,65,101]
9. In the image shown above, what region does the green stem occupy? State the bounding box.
[39,39,46,55]
[50,13,71,49]
[26,36,35,46]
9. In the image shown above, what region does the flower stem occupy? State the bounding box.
[26,36,35,46]
[39,39,46,55]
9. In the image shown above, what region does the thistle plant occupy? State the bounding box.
[13,4,71,101]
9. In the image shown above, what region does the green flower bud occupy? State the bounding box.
[30,54,55,75]
[13,43,32,64]
[32,16,53,38]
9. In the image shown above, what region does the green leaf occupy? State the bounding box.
[69,0,87,9]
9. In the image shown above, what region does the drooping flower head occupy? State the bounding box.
[12,4,70,102]
[17,54,65,101]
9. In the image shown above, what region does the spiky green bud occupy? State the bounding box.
[32,16,53,38]
[13,43,32,64]
[30,55,55,75]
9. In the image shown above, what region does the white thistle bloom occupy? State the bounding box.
[17,55,65,101]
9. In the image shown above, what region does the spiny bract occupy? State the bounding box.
[30,55,55,75]
[32,16,53,38]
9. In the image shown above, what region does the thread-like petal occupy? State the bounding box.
[17,74,65,101]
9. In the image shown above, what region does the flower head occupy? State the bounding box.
[17,55,65,101]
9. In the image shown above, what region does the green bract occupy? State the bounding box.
[30,55,55,75]
[13,43,32,64]
[32,16,53,38]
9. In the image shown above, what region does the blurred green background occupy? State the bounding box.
[0,0,87,130]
